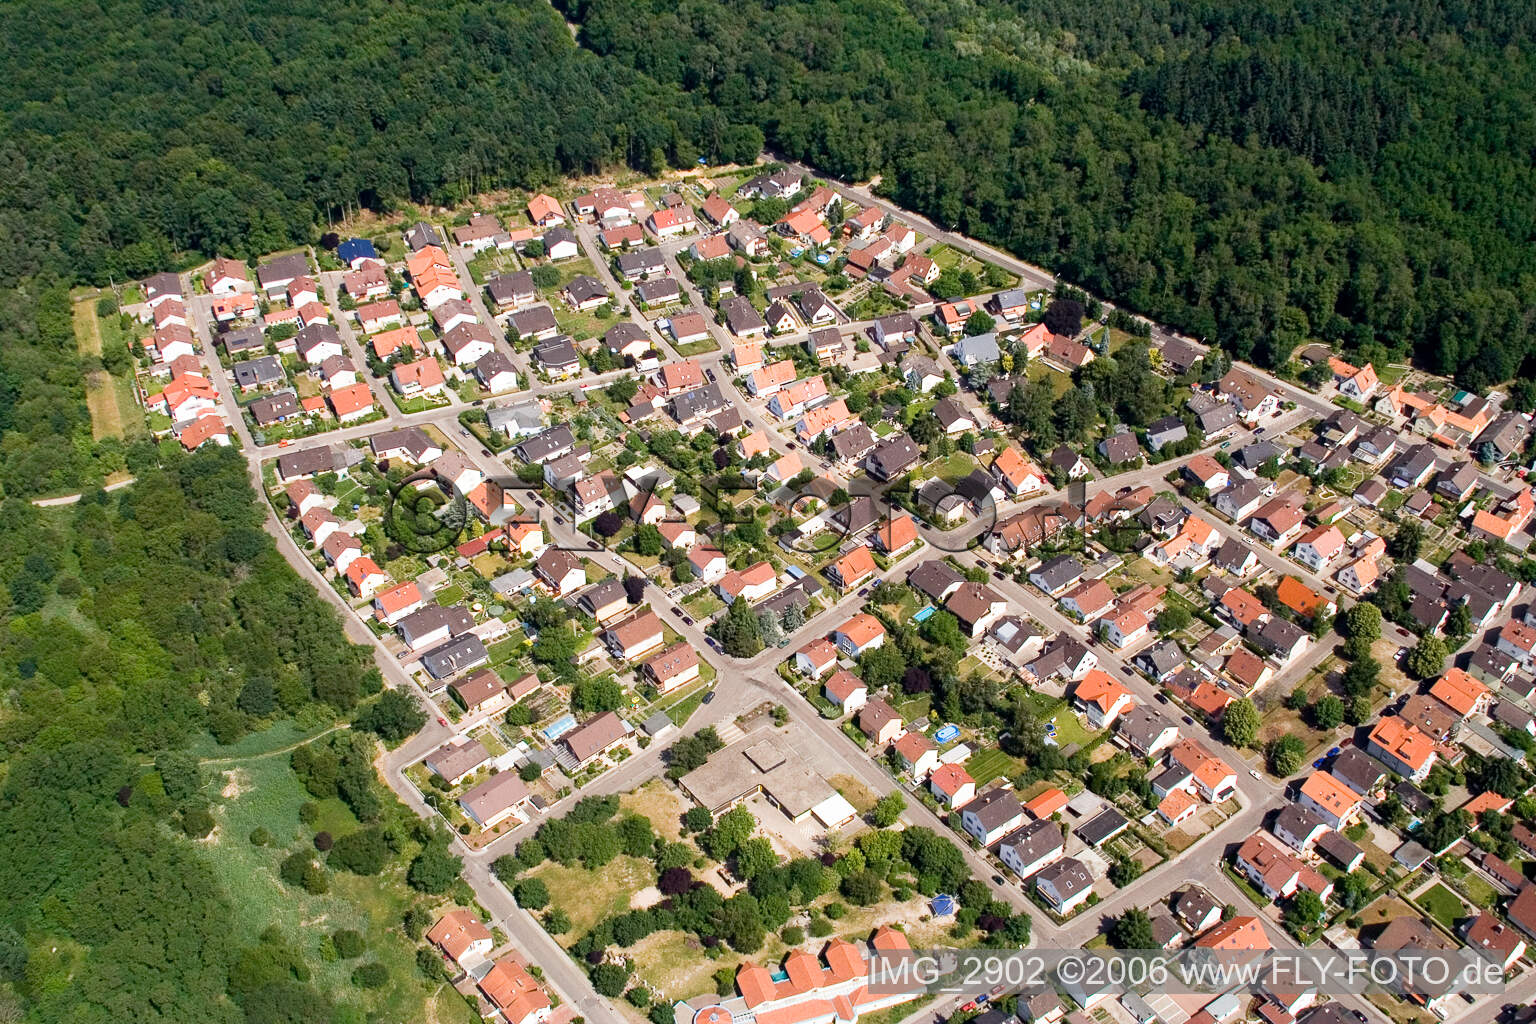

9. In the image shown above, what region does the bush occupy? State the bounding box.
[351,962,389,989]
[626,988,651,1007]
[299,801,321,825]
[331,930,365,959]
[250,827,273,847]
[416,947,447,981]
[515,878,551,909]
[591,962,629,997]
[181,807,216,838]
[781,926,805,945]
[809,917,833,937]
[543,908,571,934]
[313,831,334,851]
[329,827,391,875]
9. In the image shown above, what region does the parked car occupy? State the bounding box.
[702,690,715,704]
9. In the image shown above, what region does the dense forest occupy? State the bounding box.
[0,449,460,1023]
[4,0,1536,491]
[556,0,1536,388]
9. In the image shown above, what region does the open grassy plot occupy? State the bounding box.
[620,780,689,841]
[527,854,658,938]
[1415,883,1468,930]
[75,297,142,439]
[203,755,475,1024]
[675,337,720,356]
[1026,359,1073,397]
[966,747,1021,785]
[629,930,721,1001]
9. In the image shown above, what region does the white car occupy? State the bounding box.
[1248,769,1262,780]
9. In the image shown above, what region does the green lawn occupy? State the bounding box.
[664,687,709,726]
[1026,359,1073,397]
[1416,883,1467,930]
[675,337,720,356]
[1048,708,1095,750]
[1456,873,1499,909]
[434,583,466,606]
[966,748,1021,786]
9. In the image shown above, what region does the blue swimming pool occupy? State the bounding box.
[912,605,936,622]
[542,714,577,740]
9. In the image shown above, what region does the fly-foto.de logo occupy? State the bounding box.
[380,470,473,555]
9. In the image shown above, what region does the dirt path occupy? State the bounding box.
[196,723,348,766]
[73,297,126,439]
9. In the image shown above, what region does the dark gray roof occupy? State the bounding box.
[616,248,665,277]
[233,355,284,389]
[603,321,650,352]
[1172,886,1221,930]
[250,391,300,426]
[1256,615,1308,653]
[534,337,580,368]
[1329,747,1388,794]
[222,325,266,352]
[1115,703,1177,753]
[275,445,340,480]
[1031,554,1085,593]
[541,226,577,250]
[672,383,729,424]
[1035,856,1092,898]
[509,305,558,337]
[961,789,1024,832]
[475,351,518,382]
[1316,830,1364,869]
[830,423,878,462]
[636,278,681,304]
[1274,803,1326,840]
[420,635,489,680]
[999,817,1063,862]
[1136,641,1179,681]
[486,271,534,305]
[397,604,474,646]
[1197,404,1240,432]
[370,426,438,461]
[515,424,576,464]
[1492,700,1533,732]
[866,433,920,480]
[405,221,443,250]
[1099,432,1141,463]
[256,252,308,287]
[720,296,767,335]
[563,275,608,304]
[293,323,342,359]
[907,560,965,604]
[1075,807,1129,846]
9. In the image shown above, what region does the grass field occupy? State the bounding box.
[1026,359,1073,397]
[1456,872,1498,909]
[1048,708,1095,750]
[203,754,475,1024]
[528,854,657,938]
[74,298,142,439]
[675,337,720,357]
[629,930,721,1001]
[1416,883,1468,930]
[966,748,1020,786]
[620,780,689,842]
